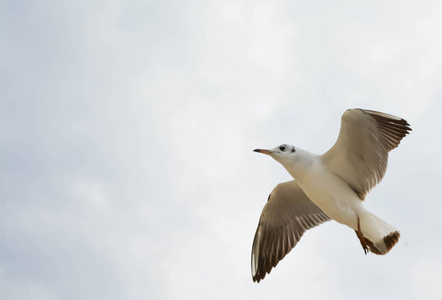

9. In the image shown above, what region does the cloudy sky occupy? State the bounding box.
[1,0,442,299]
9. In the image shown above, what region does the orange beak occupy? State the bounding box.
[253,149,272,155]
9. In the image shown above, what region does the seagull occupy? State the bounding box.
[251,108,411,282]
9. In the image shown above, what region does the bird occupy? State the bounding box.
[251,108,411,283]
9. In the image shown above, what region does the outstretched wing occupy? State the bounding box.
[322,109,411,199]
[251,180,330,282]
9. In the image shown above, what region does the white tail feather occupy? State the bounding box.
[359,211,400,254]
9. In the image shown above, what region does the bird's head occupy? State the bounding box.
[253,144,297,165]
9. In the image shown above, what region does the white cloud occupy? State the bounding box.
[1,0,442,300]
[409,258,442,299]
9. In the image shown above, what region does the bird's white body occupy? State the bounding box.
[280,148,396,254]
[284,150,360,228]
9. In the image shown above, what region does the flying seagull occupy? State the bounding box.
[251,108,411,282]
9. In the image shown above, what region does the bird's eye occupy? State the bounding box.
[279,145,286,151]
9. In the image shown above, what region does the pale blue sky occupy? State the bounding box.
[1,1,442,299]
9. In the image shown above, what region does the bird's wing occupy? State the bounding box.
[322,108,411,199]
[251,180,330,283]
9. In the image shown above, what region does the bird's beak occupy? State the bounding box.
[253,149,272,155]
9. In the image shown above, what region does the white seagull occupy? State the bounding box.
[251,108,411,282]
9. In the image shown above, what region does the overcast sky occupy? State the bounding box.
[1,1,442,299]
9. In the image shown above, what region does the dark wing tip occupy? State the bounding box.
[362,109,412,150]
[253,275,264,283]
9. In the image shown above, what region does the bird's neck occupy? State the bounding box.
[282,149,316,182]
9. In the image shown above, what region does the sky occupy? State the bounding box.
[1,0,442,299]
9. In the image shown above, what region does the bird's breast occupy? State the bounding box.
[295,162,360,226]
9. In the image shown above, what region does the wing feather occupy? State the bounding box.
[251,180,330,282]
[321,109,411,199]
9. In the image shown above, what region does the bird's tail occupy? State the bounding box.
[356,211,400,255]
